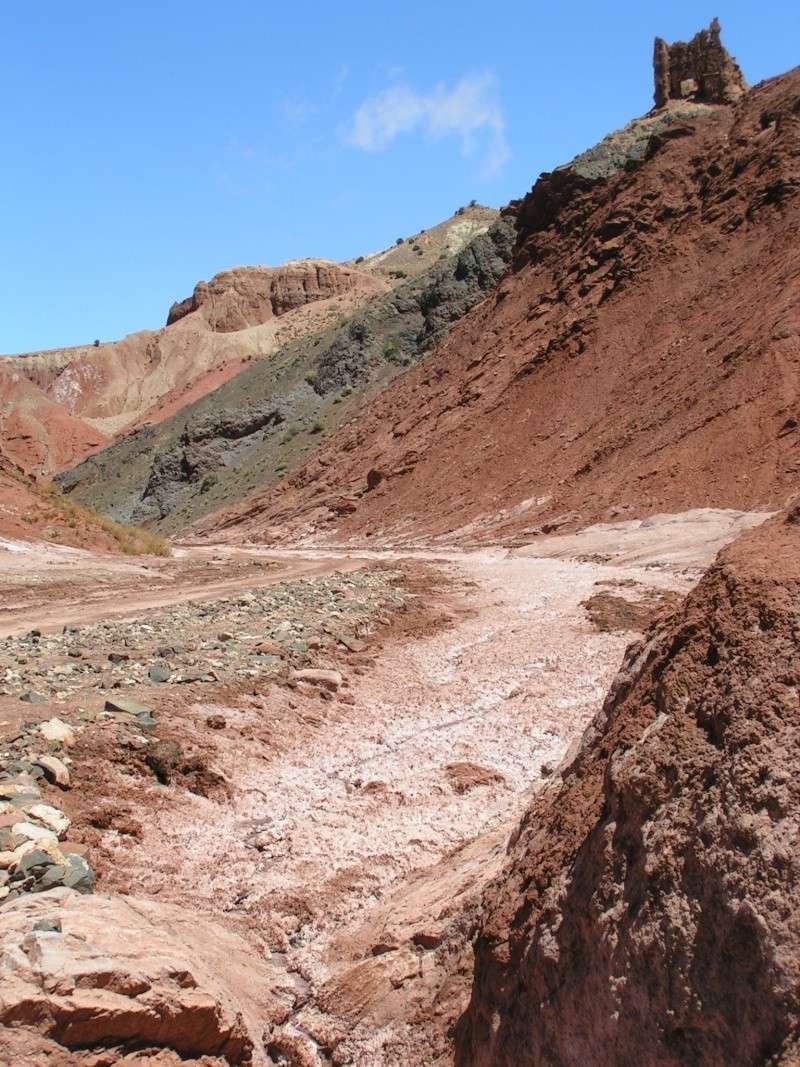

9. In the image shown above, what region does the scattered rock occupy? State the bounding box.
[445,761,506,794]
[62,853,94,893]
[291,668,343,692]
[37,718,76,746]
[104,696,152,716]
[20,691,48,706]
[32,755,70,788]
[26,804,70,838]
[147,664,171,683]
[12,822,58,845]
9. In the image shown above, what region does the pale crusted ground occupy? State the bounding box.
[0,509,770,1064]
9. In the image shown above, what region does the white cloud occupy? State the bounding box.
[342,72,509,177]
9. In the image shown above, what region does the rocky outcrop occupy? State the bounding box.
[0,888,268,1064]
[165,261,374,332]
[456,508,800,1066]
[312,217,515,394]
[653,19,747,108]
[134,405,284,522]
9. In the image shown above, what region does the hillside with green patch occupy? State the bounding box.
[58,214,514,535]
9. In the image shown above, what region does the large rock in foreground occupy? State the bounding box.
[457,507,800,1066]
[0,888,269,1064]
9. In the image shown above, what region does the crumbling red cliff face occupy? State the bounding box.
[456,505,800,1067]
[203,58,800,547]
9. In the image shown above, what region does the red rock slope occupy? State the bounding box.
[204,64,800,546]
[456,504,800,1066]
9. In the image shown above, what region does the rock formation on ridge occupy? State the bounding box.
[57,216,515,532]
[653,18,747,109]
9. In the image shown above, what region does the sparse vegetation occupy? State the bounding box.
[310,419,325,434]
[39,483,169,556]
[304,370,318,386]
[395,237,404,245]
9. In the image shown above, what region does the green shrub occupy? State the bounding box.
[310,419,325,434]
[304,370,318,386]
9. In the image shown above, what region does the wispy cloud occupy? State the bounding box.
[342,72,509,177]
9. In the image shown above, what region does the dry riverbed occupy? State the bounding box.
[1,516,735,1065]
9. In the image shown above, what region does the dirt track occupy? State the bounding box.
[0,542,373,638]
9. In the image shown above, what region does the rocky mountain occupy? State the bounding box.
[0,260,384,478]
[198,34,799,548]
[2,206,495,479]
[57,213,513,533]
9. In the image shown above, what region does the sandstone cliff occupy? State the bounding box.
[165,260,374,332]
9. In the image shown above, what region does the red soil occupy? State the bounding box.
[457,503,800,1067]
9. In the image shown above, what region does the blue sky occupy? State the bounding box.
[2,1,797,352]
